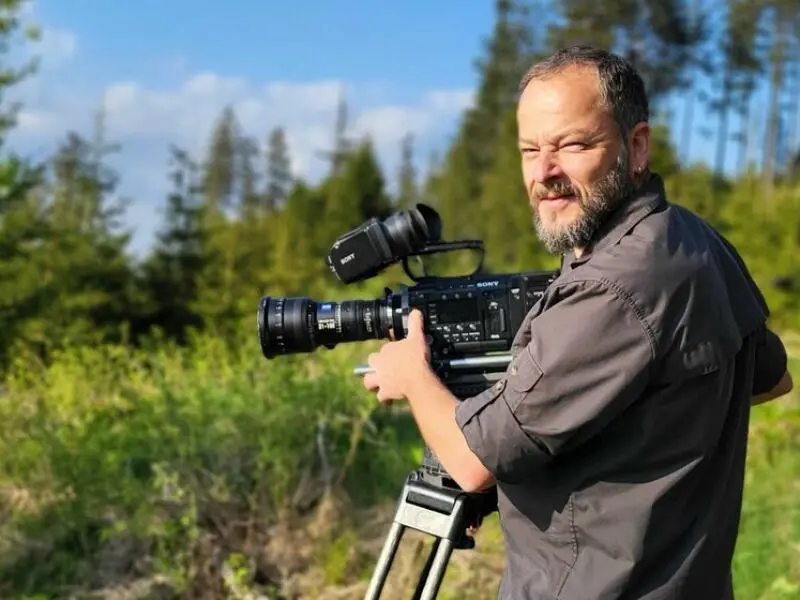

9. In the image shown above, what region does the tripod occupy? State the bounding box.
[363,470,497,600]
[355,354,511,600]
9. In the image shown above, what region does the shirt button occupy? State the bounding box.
[494,381,504,391]
[510,364,518,376]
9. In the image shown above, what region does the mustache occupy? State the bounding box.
[532,180,580,200]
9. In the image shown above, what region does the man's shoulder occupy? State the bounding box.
[580,201,739,293]
[566,202,767,351]
[588,201,711,288]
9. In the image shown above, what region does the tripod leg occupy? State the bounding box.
[417,538,456,600]
[363,521,406,600]
[411,538,440,600]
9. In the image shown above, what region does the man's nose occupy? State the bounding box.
[529,151,563,183]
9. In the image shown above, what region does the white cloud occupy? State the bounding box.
[15,73,472,177]
[7,52,473,256]
[16,1,77,68]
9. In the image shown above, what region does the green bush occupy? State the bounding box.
[0,327,420,597]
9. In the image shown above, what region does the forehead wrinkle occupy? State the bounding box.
[518,126,603,146]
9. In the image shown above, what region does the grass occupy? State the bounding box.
[731,357,800,599]
[0,335,798,599]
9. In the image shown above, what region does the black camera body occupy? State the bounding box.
[257,203,558,490]
[403,270,556,360]
[258,202,557,368]
[257,269,556,368]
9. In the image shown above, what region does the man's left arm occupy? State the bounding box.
[369,278,654,491]
[451,279,654,485]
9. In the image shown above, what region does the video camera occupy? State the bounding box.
[257,203,556,377]
[256,204,558,599]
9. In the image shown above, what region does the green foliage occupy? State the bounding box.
[734,372,800,598]
[0,329,416,597]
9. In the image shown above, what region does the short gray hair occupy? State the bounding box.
[519,45,649,141]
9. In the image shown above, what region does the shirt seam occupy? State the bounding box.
[549,276,657,360]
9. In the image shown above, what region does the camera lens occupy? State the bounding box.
[258,295,395,358]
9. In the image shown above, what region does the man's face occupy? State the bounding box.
[516,66,640,255]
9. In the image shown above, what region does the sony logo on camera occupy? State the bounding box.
[475,280,500,288]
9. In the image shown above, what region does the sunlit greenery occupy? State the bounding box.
[1,0,799,598]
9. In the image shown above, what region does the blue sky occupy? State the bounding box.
[7,0,764,256]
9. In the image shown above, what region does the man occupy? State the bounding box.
[362,45,793,599]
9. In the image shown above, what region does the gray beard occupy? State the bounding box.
[533,149,638,255]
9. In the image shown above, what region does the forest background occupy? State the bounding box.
[0,0,799,598]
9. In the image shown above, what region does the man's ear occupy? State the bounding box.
[628,121,650,176]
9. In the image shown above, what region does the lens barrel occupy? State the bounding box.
[258,295,396,358]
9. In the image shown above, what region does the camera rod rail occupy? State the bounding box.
[353,354,513,376]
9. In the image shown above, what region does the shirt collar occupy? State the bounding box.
[562,174,667,271]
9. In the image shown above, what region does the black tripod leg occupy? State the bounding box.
[414,538,454,600]
[364,476,477,599]
[364,521,405,600]
[411,538,440,600]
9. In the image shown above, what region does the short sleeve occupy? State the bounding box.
[455,279,654,483]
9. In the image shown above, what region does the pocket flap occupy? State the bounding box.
[507,347,544,393]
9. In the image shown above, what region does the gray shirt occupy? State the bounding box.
[455,174,775,599]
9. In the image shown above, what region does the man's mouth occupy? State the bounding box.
[540,193,577,202]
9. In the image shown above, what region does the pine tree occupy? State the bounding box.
[237,133,261,218]
[264,126,292,211]
[427,0,534,240]
[203,106,239,212]
[396,133,418,210]
[546,0,705,104]
[139,145,208,341]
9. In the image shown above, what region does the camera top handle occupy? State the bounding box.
[401,239,486,283]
